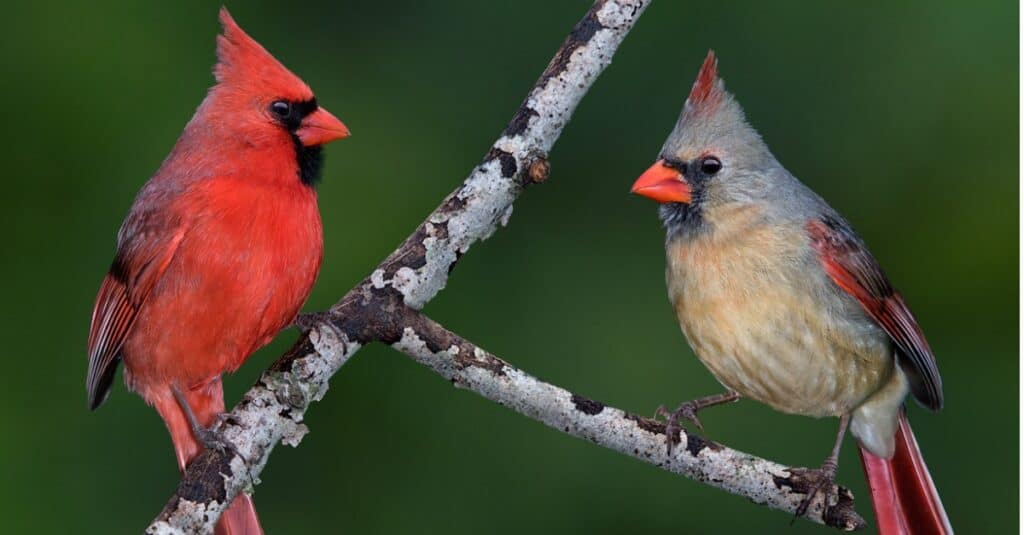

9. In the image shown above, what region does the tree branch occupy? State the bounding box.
[389,310,865,531]
[146,1,865,532]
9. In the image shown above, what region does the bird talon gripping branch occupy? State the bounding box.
[655,403,699,455]
[654,391,739,455]
[791,466,839,521]
[194,421,238,457]
[171,385,254,476]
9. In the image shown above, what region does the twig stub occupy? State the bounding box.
[527,157,550,184]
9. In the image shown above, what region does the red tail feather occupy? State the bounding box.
[215,493,263,535]
[859,412,951,534]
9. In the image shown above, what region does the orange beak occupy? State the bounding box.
[630,160,690,203]
[296,107,350,146]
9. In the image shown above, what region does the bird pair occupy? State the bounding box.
[87,9,948,534]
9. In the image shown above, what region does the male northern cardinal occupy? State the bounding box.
[87,9,349,534]
[631,51,950,533]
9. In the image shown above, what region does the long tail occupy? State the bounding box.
[858,411,951,534]
[215,493,263,535]
[154,379,264,535]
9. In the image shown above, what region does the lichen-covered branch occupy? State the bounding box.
[347,0,650,312]
[147,1,650,532]
[146,327,360,535]
[389,311,866,531]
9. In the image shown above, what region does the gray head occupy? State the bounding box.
[631,51,790,235]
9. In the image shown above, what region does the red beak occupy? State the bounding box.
[296,107,350,146]
[630,160,690,203]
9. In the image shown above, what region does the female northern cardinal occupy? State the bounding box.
[631,51,950,533]
[86,9,349,534]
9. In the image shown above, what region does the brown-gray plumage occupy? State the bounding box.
[632,51,949,532]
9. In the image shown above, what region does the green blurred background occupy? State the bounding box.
[0,1,1017,533]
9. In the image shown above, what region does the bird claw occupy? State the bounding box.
[675,402,705,431]
[192,413,244,462]
[190,413,260,487]
[171,385,247,464]
[791,461,839,521]
[654,401,705,455]
[170,385,256,487]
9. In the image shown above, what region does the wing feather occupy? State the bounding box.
[86,216,184,410]
[807,216,942,410]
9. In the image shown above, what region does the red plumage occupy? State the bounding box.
[860,412,952,534]
[87,9,349,534]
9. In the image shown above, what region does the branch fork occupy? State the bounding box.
[146,1,865,532]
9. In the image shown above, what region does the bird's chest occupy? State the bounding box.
[666,224,890,416]
[127,181,323,386]
[195,184,323,341]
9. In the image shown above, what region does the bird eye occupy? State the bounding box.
[270,100,291,119]
[700,156,722,175]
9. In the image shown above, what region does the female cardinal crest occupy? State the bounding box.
[684,50,725,117]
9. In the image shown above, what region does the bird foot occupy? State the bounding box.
[171,385,243,460]
[192,412,244,461]
[294,311,335,333]
[654,401,705,455]
[653,391,739,455]
[170,385,256,486]
[190,413,260,486]
[791,460,839,520]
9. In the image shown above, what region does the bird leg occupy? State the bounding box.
[171,384,245,463]
[655,390,739,454]
[793,413,850,519]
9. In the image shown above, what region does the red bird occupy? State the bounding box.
[631,52,950,533]
[87,9,349,534]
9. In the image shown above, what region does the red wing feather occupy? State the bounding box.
[807,216,942,410]
[86,275,134,409]
[86,224,184,409]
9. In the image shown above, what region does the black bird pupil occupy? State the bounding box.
[701,157,721,175]
[271,101,291,117]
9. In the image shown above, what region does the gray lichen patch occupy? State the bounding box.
[147,499,216,535]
